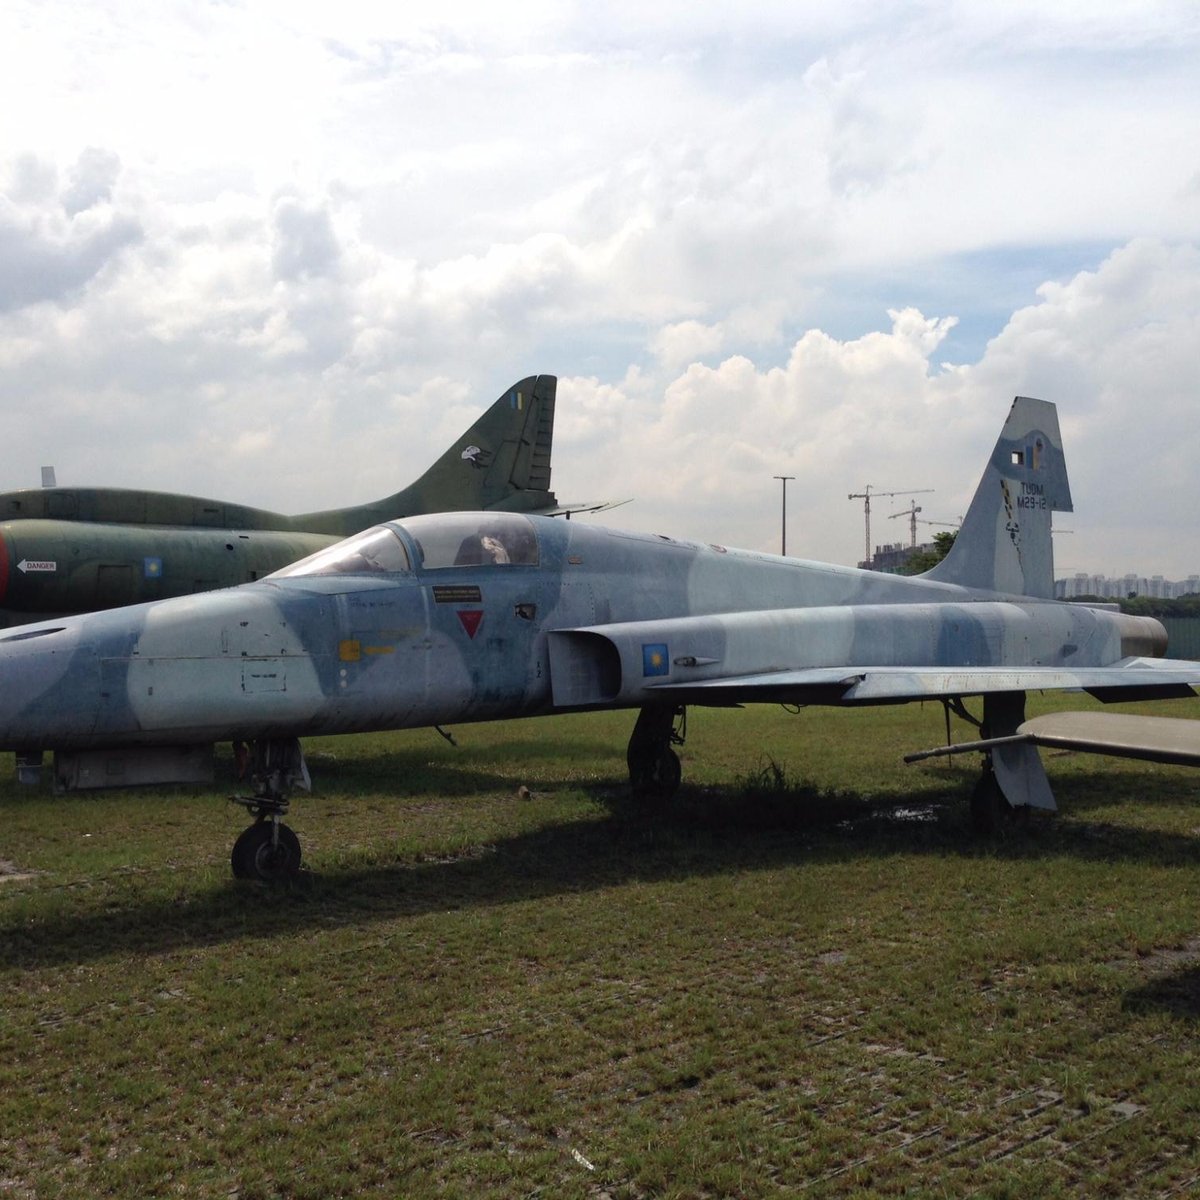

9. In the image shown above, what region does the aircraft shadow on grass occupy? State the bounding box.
[1123,967,1200,1022]
[298,735,623,797]
[1047,767,1200,813]
[5,775,1199,971]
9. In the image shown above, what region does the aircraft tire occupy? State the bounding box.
[630,747,682,801]
[969,773,1013,836]
[231,821,303,882]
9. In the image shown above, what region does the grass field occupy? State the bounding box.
[3,695,1200,1198]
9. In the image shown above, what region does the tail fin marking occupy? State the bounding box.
[923,396,1072,599]
[290,374,559,534]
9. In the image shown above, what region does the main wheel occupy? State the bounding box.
[629,746,682,801]
[231,821,302,882]
[970,773,1013,836]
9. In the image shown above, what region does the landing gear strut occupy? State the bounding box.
[968,692,1025,834]
[627,705,686,800]
[969,767,1013,835]
[229,738,309,881]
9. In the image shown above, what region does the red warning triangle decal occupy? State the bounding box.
[457,610,484,638]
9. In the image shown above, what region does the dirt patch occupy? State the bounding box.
[0,859,38,884]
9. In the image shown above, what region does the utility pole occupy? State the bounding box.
[773,475,794,556]
[848,486,934,568]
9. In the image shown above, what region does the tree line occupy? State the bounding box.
[1067,594,1200,618]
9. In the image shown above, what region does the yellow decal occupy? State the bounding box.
[339,639,362,662]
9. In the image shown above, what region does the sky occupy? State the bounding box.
[2,1,1199,579]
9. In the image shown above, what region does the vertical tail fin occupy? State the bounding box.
[404,374,558,513]
[922,396,1072,598]
[291,375,559,534]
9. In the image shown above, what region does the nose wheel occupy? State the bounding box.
[229,737,309,881]
[231,818,302,881]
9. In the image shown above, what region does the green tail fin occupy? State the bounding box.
[293,375,558,535]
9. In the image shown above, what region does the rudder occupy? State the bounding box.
[288,375,559,534]
[922,396,1072,598]
[424,374,558,512]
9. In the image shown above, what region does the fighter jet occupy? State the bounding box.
[2,395,1199,881]
[0,375,585,627]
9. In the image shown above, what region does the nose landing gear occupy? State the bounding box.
[230,813,302,882]
[229,738,310,882]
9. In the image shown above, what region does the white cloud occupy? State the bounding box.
[270,197,342,283]
[0,3,1198,581]
[0,158,142,311]
[555,243,1200,578]
[62,147,121,217]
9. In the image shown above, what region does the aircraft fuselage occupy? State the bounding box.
[0,512,1165,755]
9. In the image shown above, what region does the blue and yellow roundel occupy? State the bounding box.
[642,643,669,677]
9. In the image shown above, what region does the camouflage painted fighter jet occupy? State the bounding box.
[0,375,586,627]
[3,395,1199,881]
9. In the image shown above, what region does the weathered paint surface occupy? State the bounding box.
[0,397,1194,763]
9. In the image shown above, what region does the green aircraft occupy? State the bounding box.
[0,375,587,627]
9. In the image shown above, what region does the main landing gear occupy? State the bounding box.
[969,768,1013,836]
[915,692,1056,832]
[229,738,310,882]
[627,705,686,800]
[966,692,1028,835]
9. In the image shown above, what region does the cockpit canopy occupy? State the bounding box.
[277,525,412,578]
[272,512,539,579]
[404,512,539,569]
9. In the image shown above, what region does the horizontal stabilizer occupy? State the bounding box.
[907,710,1200,771]
[1017,711,1200,766]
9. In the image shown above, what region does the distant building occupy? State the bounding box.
[862,544,1200,596]
[861,541,938,574]
[1055,573,1200,600]
[864,552,1200,596]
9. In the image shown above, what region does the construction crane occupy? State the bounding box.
[912,516,963,536]
[888,501,925,548]
[848,486,933,567]
[895,515,963,561]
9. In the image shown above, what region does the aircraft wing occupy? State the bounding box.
[644,657,1200,706]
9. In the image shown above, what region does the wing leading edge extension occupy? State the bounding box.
[643,659,1200,706]
[545,605,1191,711]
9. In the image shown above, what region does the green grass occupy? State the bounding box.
[4,696,1200,1197]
